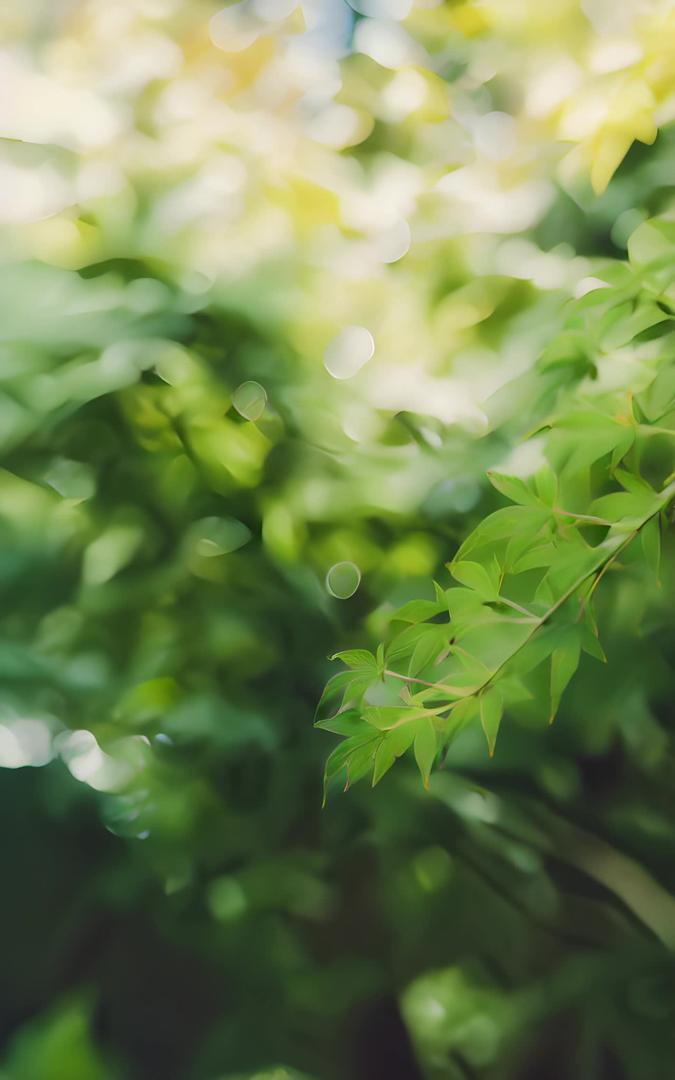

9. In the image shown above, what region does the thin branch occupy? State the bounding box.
[499,596,538,618]
[554,507,612,526]
[383,668,475,698]
[638,424,675,438]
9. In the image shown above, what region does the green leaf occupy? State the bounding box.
[315,710,370,736]
[409,626,448,675]
[373,725,416,786]
[317,650,379,718]
[590,491,660,523]
[413,719,438,789]
[636,364,675,422]
[613,468,656,496]
[315,671,375,719]
[641,516,661,580]
[387,622,440,664]
[447,644,492,682]
[498,675,533,705]
[450,561,499,602]
[534,466,558,507]
[581,623,606,663]
[601,303,668,350]
[364,705,431,731]
[510,542,558,574]
[322,732,379,804]
[487,471,538,506]
[391,599,444,624]
[512,624,567,676]
[330,649,377,670]
[315,670,360,712]
[376,642,385,676]
[627,218,675,268]
[550,632,581,723]
[372,738,396,786]
[445,588,486,621]
[479,689,503,757]
[550,413,635,473]
[455,506,550,560]
[458,618,532,676]
[538,542,603,598]
[345,741,379,788]
[443,697,479,742]
[539,330,593,375]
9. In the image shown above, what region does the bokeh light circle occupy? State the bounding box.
[324,326,374,380]
[325,561,361,599]
[232,380,267,421]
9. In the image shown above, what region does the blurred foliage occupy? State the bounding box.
[1,2,675,1079]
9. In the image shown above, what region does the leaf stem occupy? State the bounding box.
[638,424,675,438]
[383,668,475,698]
[499,596,538,618]
[554,507,612,525]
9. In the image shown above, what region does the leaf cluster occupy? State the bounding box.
[319,219,675,797]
